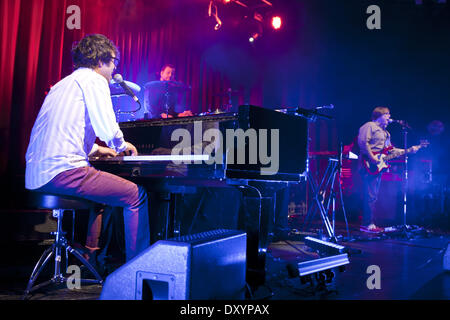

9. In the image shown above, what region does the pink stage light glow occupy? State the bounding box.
[271,16,282,30]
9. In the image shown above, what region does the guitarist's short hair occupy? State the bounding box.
[371,106,390,121]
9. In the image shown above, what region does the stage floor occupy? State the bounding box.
[0,224,449,301]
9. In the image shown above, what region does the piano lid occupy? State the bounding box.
[112,105,308,182]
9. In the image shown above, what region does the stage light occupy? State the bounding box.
[271,16,282,30]
[234,0,248,7]
[253,12,263,23]
[261,0,273,6]
[208,1,222,30]
[249,32,259,42]
[296,254,349,277]
[223,0,248,7]
[304,236,346,256]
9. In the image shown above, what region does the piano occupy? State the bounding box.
[90,105,308,287]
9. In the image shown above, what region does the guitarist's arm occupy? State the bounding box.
[410,145,420,153]
[388,145,420,157]
[387,145,404,157]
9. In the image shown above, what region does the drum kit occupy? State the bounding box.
[109,78,142,97]
[109,76,242,119]
[109,78,143,121]
[201,88,241,115]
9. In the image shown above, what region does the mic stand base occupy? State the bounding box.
[383,224,428,240]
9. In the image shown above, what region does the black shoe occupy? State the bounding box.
[81,250,108,279]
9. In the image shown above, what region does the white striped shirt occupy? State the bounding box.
[25,68,127,189]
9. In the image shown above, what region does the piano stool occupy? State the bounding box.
[23,192,103,299]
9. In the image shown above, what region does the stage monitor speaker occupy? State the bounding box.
[100,229,247,300]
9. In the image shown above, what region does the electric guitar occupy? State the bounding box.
[363,140,429,175]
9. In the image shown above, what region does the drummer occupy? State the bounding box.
[143,64,193,119]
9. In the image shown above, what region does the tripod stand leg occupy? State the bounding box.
[302,195,318,232]
[324,162,338,213]
[337,173,351,239]
[24,245,55,296]
[307,168,337,241]
[303,170,328,233]
[67,245,103,283]
[313,195,336,241]
[325,162,340,239]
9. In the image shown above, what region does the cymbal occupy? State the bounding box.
[109,79,141,96]
[144,80,191,91]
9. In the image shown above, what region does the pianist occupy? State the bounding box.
[24,34,150,262]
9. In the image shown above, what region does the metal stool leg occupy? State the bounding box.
[24,245,55,296]
[23,209,103,299]
[54,209,64,282]
[67,245,103,284]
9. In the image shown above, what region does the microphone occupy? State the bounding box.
[389,119,412,129]
[315,104,334,110]
[113,74,140,104]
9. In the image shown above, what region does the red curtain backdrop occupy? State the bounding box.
[0,0,21,176]
[0,0,243,177]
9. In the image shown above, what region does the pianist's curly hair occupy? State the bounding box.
[71,34,119,69]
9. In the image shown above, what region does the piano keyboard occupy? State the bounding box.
[90,154,210,162]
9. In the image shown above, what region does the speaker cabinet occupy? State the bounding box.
[100,229,247,300]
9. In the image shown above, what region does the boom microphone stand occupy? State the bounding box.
[402,123,409,227]
[386,119,426,238]
[398,121,415,238]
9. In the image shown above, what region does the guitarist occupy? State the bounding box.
[357,106,419,233]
